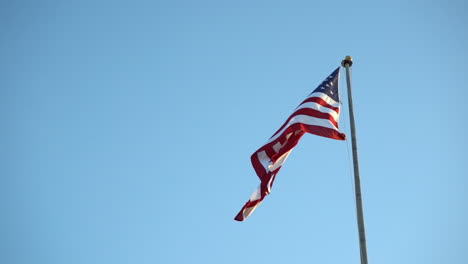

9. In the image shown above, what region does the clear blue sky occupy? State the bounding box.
[1,1,467,263]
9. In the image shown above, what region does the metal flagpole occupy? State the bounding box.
[341,56,369,264]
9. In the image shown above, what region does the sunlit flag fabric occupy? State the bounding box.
[235,67,346,221]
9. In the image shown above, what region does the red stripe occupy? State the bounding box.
[251,154,266,181]
[300,123,346,140]
[265,169,280,193]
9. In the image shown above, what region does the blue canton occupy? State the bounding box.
[311,67,340,102]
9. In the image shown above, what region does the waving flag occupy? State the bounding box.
[235,67,346,221]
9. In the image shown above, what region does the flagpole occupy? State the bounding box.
[341,56,369,264]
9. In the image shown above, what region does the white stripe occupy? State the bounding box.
[268,149,292,172]
[273,142,283,153]
[242,202,261,219]
[249,185,262,201]
[257,150,271,172]
[295,101,339,122]
[268,114,338,143]
[304,91,339,107]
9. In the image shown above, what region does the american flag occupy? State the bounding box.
[235,67,346,221]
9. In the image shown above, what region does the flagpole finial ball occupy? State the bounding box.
[341,56,353,67]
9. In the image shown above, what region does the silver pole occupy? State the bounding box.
[342,56,369,264]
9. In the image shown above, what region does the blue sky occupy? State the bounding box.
[1,1,467,263]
